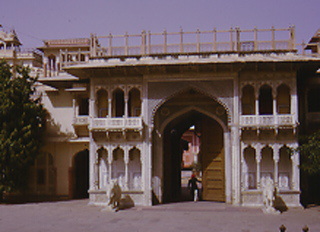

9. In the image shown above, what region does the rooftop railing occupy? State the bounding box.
[90,26,296,58]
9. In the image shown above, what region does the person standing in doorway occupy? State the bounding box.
[188,174,201,201]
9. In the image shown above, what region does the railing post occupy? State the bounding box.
[148,31,151,54]
[231,27,235,51]
[196,29,200,53]
[272,26,276,50]
[213,28,217,52]
[235,27,240,52]
[290,25,296,50]
[125,32,129,56]
[163,29,167,53]
[141,30,146,56]
[254,27,258,51]
[180,28,184,53]
[108,33,113,56]
[90,33,97,57]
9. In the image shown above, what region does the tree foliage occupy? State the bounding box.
[298,130,320,174]
[0,61,47,196]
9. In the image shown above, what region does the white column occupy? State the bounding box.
[291,85,298,122]
[231,126,241,204]
[108,98,112,117]
[94,155,99,190]
[89,142,96,191]
[124,97,129,118]
[273,145,280,187]
[124,147,129,190]
[273,97,277,116]
[291,146,299,191]
[72,99,77,118]
[256,145,261,190]
[108,146,113,183]
[240,142,245,191]
[255,88,259,115]
[89,98,94,118]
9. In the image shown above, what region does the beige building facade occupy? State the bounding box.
[3,27,320,207]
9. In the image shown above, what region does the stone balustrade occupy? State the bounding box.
[240,115,296,128]
[73,116,143,131]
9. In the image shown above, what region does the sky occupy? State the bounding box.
[0,0,319,49]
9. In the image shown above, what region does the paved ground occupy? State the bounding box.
[0,200,319,232]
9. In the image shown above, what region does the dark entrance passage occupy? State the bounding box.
[162,111,225,203]
[72,149,89,199]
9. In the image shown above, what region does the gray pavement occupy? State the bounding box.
[0,200,319,232]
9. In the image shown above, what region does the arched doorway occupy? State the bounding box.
[153,89,228,204]
[72,149,89,199]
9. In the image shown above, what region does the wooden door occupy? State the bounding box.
[201,117,225,201]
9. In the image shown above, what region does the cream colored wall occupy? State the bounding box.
[40,88,76,136]
[42,142,88,196]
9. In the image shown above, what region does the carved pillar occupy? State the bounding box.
[256,144,262,190]
[124,97,129,118]
[108,98,112,118]
[108,146,113,183]
[240,142,245,191]
[273,87,277,116]
[72,99,77,118]
[124,146,129,190]
[255,87,259,116]
[94,153,99,190]
[273,144,280,187]
[89,98,94,118]
[291,145,299,190]
[89,143,96,191]
[231,126,241,204]
[291,85,298,122]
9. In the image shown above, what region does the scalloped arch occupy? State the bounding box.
[151,86,231,125]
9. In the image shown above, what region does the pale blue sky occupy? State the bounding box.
[0,0,319,48]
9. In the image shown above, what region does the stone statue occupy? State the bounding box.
[106,179,122,212]
[262,177,279,214]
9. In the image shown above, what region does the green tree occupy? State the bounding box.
[0,61,47,200]
[298,130,320,174]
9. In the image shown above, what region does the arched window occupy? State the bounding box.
[277,84,291,114]
[259,85,273,115]
[112,88,125,117]
[278,146,292,190]
[98,147,108,190]
[243,147,257,189]
[241,85,255,115]
[128,88,141,117]
[260,146,274,187]
[96,89,108,118]
[308,87,320,112]
[112,148,125,189]
[128,148,142,190]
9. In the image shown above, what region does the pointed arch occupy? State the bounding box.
[96,88,108,118]
[277,84,291,114]
[152,87,231,125]
[112,147,125,188]
[128,147,142,190]
[243,146,257,189]
[241,84,255,115]
[112,88,125,117]
[97,147,108,189]
[128,87,141,117]
[259,85,273,115]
